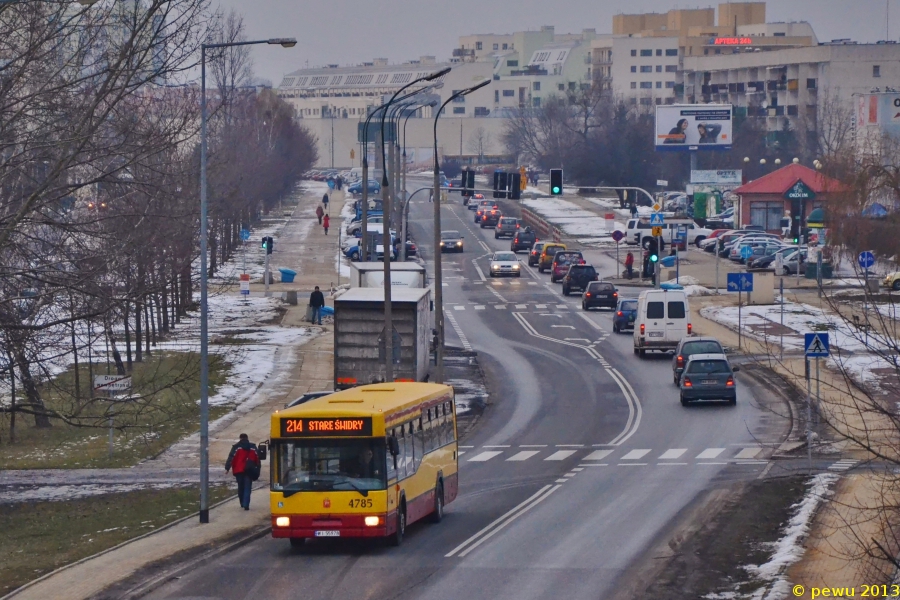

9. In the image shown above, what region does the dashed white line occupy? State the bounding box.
[445,310,472,351]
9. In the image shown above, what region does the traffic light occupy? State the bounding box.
[494,171,508,199]
[509,173,521,200]
[647,237,659,264]
[464,169,475,197]
[550,169,563,196]
[261,236,274,254]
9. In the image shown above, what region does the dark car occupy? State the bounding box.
[612,298,638,333]
[511,228,537,252]
[562,264,598,296]
[440,230,464,253]
[582,281,617,310]
[528,242,545,266]
[550,251,584,283]
[679,353,739,406]
[347,179,381,195]
[672,337,725,384]
[480,209,501,228]
[475,200,497,222]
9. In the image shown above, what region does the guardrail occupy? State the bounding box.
[520,207,562,243]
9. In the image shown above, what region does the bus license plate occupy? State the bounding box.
[649,332,663,337]
[315,530,340,537]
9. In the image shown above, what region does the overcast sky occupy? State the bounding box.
[213,0,899,85]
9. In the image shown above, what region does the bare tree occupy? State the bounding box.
[467,127,492,159]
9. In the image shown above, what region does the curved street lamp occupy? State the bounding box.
[431,78,490,383]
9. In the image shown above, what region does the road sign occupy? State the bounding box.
[93,375,132,392]
[240,229,250,241]
[858,251,875,269]
[804,332,830,357]
[652,226,663,237]
[740,245,753,259]
[240,273,250,296]
[649,213,664,225]
[652,203,662,212]
[656,179,668,187]
[726,272,754,292]
[611,230,624,243]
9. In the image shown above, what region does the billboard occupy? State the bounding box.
[855,93,900,137]
[655,104,733,151]
[690,170,742,185]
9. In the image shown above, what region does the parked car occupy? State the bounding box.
[625,218,711,248]
[538,243,566,273]
[347,216,384,236]
[562,264,599,296]
[746,244,792,268]
[480,209,501,228]
[633,289,691,357]
[489,251,520,277]
[495,217,519,239]
[511,228,537,252]
[612,298,638,333]
[347,179,381,195]
[679,353,739,406]
[781,249,808,275]
[550,251,584,283]
[528,242,546,266]
[884,271,900,291]
[440,230,464,253]
[672,337,725,384]
[581,280,617,309]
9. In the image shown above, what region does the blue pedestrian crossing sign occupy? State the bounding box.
[804,333,830,357]
[726,272,753,292]
[240,229,250,241]
[649,212,664,225]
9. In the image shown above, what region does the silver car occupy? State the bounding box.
[495,217,520,239]
[489,251,521,277]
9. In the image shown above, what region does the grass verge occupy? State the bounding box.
[0,484,233,596]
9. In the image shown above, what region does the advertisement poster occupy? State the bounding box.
[656,104,733,150]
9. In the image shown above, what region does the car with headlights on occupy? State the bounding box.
[440,230,464,253]
[489,251,520,277]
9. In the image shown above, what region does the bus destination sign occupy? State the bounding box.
[280,417,373,437]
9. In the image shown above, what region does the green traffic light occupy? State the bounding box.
[650,255,658,262]
[552,186,560,194]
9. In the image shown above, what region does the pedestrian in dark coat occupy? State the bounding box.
[315,205,324,225]
[309,286,325,324]
[225,433,260,510]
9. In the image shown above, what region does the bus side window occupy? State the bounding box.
[406,422,416,476]
[447,401,457,442]
[424,409,435,453]
[386,428,398,481]
[413,418,424,471]
[442,402,452,445]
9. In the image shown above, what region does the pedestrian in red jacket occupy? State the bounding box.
[625,251,634,280]
[225,433,260,510]
[323,213,330,235]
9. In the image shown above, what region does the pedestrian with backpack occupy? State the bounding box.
[225,433,261,510]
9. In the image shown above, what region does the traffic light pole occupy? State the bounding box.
[264,251,270,297]
[655,235,661,289]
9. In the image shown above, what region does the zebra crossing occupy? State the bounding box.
[451,302,576,312]
[828,458,858,471]
[457,445,770,466]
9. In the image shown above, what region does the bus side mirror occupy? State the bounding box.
[257,441,268,461]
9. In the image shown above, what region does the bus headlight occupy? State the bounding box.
[275,517,291,527]
[364,516,380,527]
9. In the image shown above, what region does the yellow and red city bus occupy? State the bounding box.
[270,382,458,546]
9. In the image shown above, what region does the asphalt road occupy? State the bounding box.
[146,183,788,600]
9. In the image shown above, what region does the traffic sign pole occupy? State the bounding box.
[738,289,742,349]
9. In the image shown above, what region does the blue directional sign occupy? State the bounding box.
[726,272,754,292]
[804,332,830,357]
[740,245,753,259]
[858,251,875,269]
[240,229,250,241]
[649,212,665,225]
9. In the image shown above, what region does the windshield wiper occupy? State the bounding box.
[334,476,369,497]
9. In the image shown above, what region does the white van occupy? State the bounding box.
[625,218,712,248]
[633,289,692,357]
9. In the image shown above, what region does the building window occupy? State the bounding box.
[631,49,637,57]
[502,89,515,97]
[640,49,652,56]
[533,97,541,107]
[533,81,540,91]
[507,60,518,67]
[474,107,490,116]
[807,78,817,89]
[666,49,678,56]
[774,32,786,37]
[630,82,637,89]
[640,81,652,89]
[665,65,677,72]
[656,81,662,88]
[640,65,652,73]
[494,90,499,102]
[569,81,576,90]
[453,106,466,114]
[493,43,498,50]
[640,97,652,105]
[631,66,637,73]
[656,49,662,56]
[750,202,784,230]
[666,81,675,88]
[558,83,565,91]
[874,65,881,77]
[656,65,662,72]
[502,43,508,50]
[476,42,482,50]
[452,91,465,103]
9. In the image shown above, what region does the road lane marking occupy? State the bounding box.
[474,305,486,310]
[621,449,651,460]
[458,451,466,456]
[698,462,728,465]
[696,448,726,460]
[515,304,527,309]
[495,304,506,309]
[518,444,547,448]
[484,445,511,448]
[471,258,487,281]
[454,305,466,310]
[734,447,761,459]
[583,450,613,461]
[571,468,584,472]
[551,325,575,329]
[535,304,547,309]
[545,450,577,461]
[659,449,687,460]
[617,463,647,466]
[658,462,688,466]
[578,463,607,467]
[563,473,577,478]
[555,444,584,447]
[467,451,502,462]
[445,311,472,351]
[446,484,562,558]
[507,451,540,461]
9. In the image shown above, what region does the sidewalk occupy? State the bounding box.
[2,186,347,600]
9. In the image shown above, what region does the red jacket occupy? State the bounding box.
[323,215,330,227]
[625,253,634,266]
[231,446,259,475]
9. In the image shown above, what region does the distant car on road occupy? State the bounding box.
[679,353,739,406]
[612,298,638,333]
[495,217,519,239]
[528,242,546,266]
[475,200,496,223]
[467,193,484,210]
[672,337,725,384]
[480,209,501,228]
[581,280,617,309]
[538,243,567,273]
[489,251,521,277]
[511,228,537,252]
[550,251,584,283]
[440,230,464,253]
[563,264,599,296]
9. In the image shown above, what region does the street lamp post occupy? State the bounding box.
[199,36,295,524]
[400,100,436,261]
[432,79,490,383]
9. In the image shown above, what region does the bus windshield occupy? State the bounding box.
[274,439,387,496]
